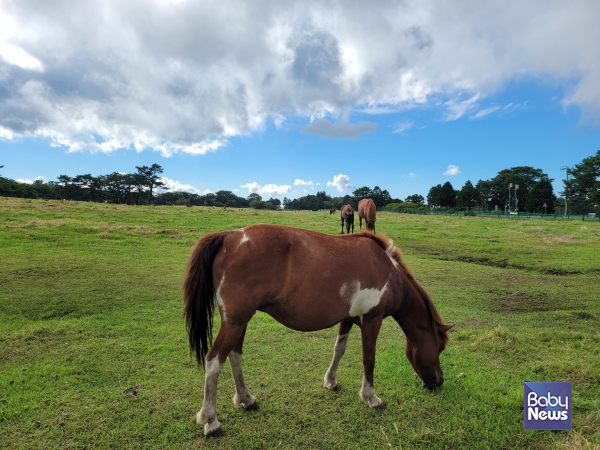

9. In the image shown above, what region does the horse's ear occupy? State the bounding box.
[438,324,454,333]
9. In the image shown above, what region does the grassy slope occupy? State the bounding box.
[1,197,599,449]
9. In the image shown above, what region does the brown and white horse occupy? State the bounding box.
[358,198,377,233]
[184,224,452,437]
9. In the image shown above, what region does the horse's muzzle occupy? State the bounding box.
[423,376,444,391]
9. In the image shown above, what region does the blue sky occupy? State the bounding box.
[1,1,599,201]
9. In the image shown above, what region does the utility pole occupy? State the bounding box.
[560,166,569,216]
[508,183,512,214]
[514,184,519,213]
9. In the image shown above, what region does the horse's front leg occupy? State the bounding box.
[197,322,246,437]
[359,318,385,409]
[228,326,258,411]
[324,321,353,391]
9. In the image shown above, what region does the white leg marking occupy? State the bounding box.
[215,275,227,322]
[197,358,223,435]
[228,352,257,409]
[324,333,349,390]
[340,281,388,318]
[359,376,384,408]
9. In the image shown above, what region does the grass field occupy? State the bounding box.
[1,197,599,449]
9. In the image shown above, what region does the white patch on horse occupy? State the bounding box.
[197,357,224,435]
[215,275,227,322]
[228,351,257,409]
[359,377,384,408]
[341,281,388,320]
[323,332,349,390]
[385,240,399,267]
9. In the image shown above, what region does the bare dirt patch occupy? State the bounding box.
[456,256,508,268]
[490,290,578,313]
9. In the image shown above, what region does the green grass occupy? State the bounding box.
[1,197,599,449]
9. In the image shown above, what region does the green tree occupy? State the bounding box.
[135,164,164,203]
[440,182,457,208]
[563,150,600,213]
[427,184,443,208]
[405,194,424,204]
[352,186,372,201]
[456,180,477,211]
[484,166,553,212]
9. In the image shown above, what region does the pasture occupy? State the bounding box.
[1,197,599,449]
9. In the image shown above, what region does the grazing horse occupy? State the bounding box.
[329,208,336,215]
[184,224,453,437]
[340,204,354,234]
[358,198,377,233]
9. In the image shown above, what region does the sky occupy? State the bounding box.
[0,0,599,201]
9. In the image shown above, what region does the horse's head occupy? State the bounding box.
[404,323,453,390]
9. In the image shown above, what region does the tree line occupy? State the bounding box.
[425,151,599,215]
[427,166,557,213]
[0,164,165,205]
[1,150,598,213]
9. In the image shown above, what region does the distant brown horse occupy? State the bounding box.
[184,224,452,437]
[340,204,354,234]
[358,198,377,233]
[329,208,336,215]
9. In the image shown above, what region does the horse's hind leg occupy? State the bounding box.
[359,318,385,409]
[197,322,247,437]
[228,326,258,411]
[324,321,353,391]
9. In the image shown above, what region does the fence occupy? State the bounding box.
[381,208,600,222]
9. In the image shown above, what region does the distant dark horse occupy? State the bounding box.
[184,224,452,437]
[358,198,377,233]
[329,208,336,215]
[340,204,354,234]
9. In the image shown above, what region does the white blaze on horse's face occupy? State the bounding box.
[340,281,388,322]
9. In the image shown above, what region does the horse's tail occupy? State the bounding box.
[183,231,227,368]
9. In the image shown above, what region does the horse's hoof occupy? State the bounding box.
[324,382,340,391]
[374,402,387,411]
[243,401,259,411]
[205,427,224,438]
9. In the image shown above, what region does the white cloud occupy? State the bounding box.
[158,176,200,194]
[294,179,313,186]
[240,182,291,197]
[408,172,417,178]
[444,165,461,176]
[393,120,414,134]
[327,174,352,192]
[471,106,501,119]
[203,189,213,195]
[1,1,600,153]
[17,175,46,184]
[442,94,480,121]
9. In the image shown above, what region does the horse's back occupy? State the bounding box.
[211,224,395,330]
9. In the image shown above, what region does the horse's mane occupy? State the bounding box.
[350,232,450,346]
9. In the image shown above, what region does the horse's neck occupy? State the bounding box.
[393,281,433,343]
